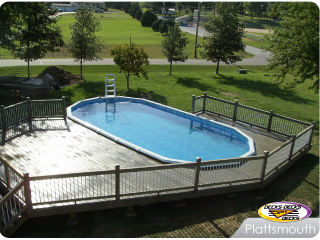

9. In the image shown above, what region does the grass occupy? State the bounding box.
[1,64,317,238]
[0,9,203,60]
[0,10,267,59]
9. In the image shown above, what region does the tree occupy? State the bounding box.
[200,2,245,74]
[110,43,149,89]
[0,2,64,77]
[159,20,175,35]
[161,24,189,75]
[264,2,319,93]
[135,9,143,21]
[140,10,158,27]
[67,6,104,79]
[243,2,262,20]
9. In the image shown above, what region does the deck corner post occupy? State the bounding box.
[233,100,239,122]
[192,95,196,114]
[1,105,7,144]
[26,97,32,132]
[24,173,33,210]
[260,151,269,183]
[202,92,207,114]
[288,134,297,161]
[4,163,11,189]
[308,121,316,145]
[62,96,67,122]
[267,110,274,132]
[115,164,120,201]
[194,157,202,192]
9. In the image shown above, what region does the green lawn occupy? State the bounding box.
[0,9,262,59]
[2,64,317,238]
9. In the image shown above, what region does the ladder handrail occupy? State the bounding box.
[105,74,116,98]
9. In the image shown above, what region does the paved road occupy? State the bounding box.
[0,26,271,67]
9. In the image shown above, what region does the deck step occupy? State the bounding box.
[1,214,28,237]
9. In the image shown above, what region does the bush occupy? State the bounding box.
[124,3,131,13]
[135,9,143,21]
[130,3,140,18]
[140,10,158,27]
[151,19,163,31]
[159,20,175,34]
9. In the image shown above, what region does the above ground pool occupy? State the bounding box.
[67,97,255,164]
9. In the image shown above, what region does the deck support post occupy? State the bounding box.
[192,95,195,114]
[1,105,7,144]
[24,173,33,210]
[202,92,207,114]
[260,151,269,183]
[194,157,202,192]
[233,100,239,122]
[267,110,274,132]
[288,135,297,161]
[115,164,120,201]
[67,212,78,225]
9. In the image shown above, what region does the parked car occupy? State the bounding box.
[95,8,104,13]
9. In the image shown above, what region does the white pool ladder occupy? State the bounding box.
[105,74,116,98]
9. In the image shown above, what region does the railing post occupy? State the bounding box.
[194,157,201,192]
[260,151,269,183]
[26,97,32,132]
[24,173,33,210]
[115,164,120,201]
[192,95,195,114]
[267,110,274,132]
[4,163,11,189]
[288,134,297,161]
[233,100,239,122]
[1,105,7,144]
[202,92,207,114]
[62,96,67,122]
[308,121,316,145]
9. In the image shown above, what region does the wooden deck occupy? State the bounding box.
[0,114,287,178]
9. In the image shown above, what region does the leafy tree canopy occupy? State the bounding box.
[67,5,104,79]
[161,24,189,75]
[265,2,319,93]
[0,2,64,77]
[200,2,245,74]
[110,43,149,89]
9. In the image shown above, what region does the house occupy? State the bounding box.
[51,2,105,12]
[162,8,176,15]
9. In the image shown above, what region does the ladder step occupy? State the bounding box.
[107,90,115,93]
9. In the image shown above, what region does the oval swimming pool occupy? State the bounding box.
[67,97,255,164]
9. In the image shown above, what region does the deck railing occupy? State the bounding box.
[26,155,267,206]
[192,93,313,137]
[0,95,316,218]
[0,97,66,144]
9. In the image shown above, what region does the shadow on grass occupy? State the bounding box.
[216,74,316,105]
[173,76,218,93]
[13,152,318,238]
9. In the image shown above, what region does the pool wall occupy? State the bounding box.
[67,97,256,164]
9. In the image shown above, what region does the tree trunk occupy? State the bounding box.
[126,73,130,89]
[27,59,30,78]
[170,61,172,75]
[216,60,220,74]
[80,58,83,79]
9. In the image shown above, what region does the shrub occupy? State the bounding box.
[151,19,163,31]
[135,9,143,20]
[124,3,131,13]
[140,10,158,27]
[130,3,140,18]
[159,20,175,34]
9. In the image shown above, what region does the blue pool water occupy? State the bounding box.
[69,97,255,163]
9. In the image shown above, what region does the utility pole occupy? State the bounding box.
[194,2,201,58]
